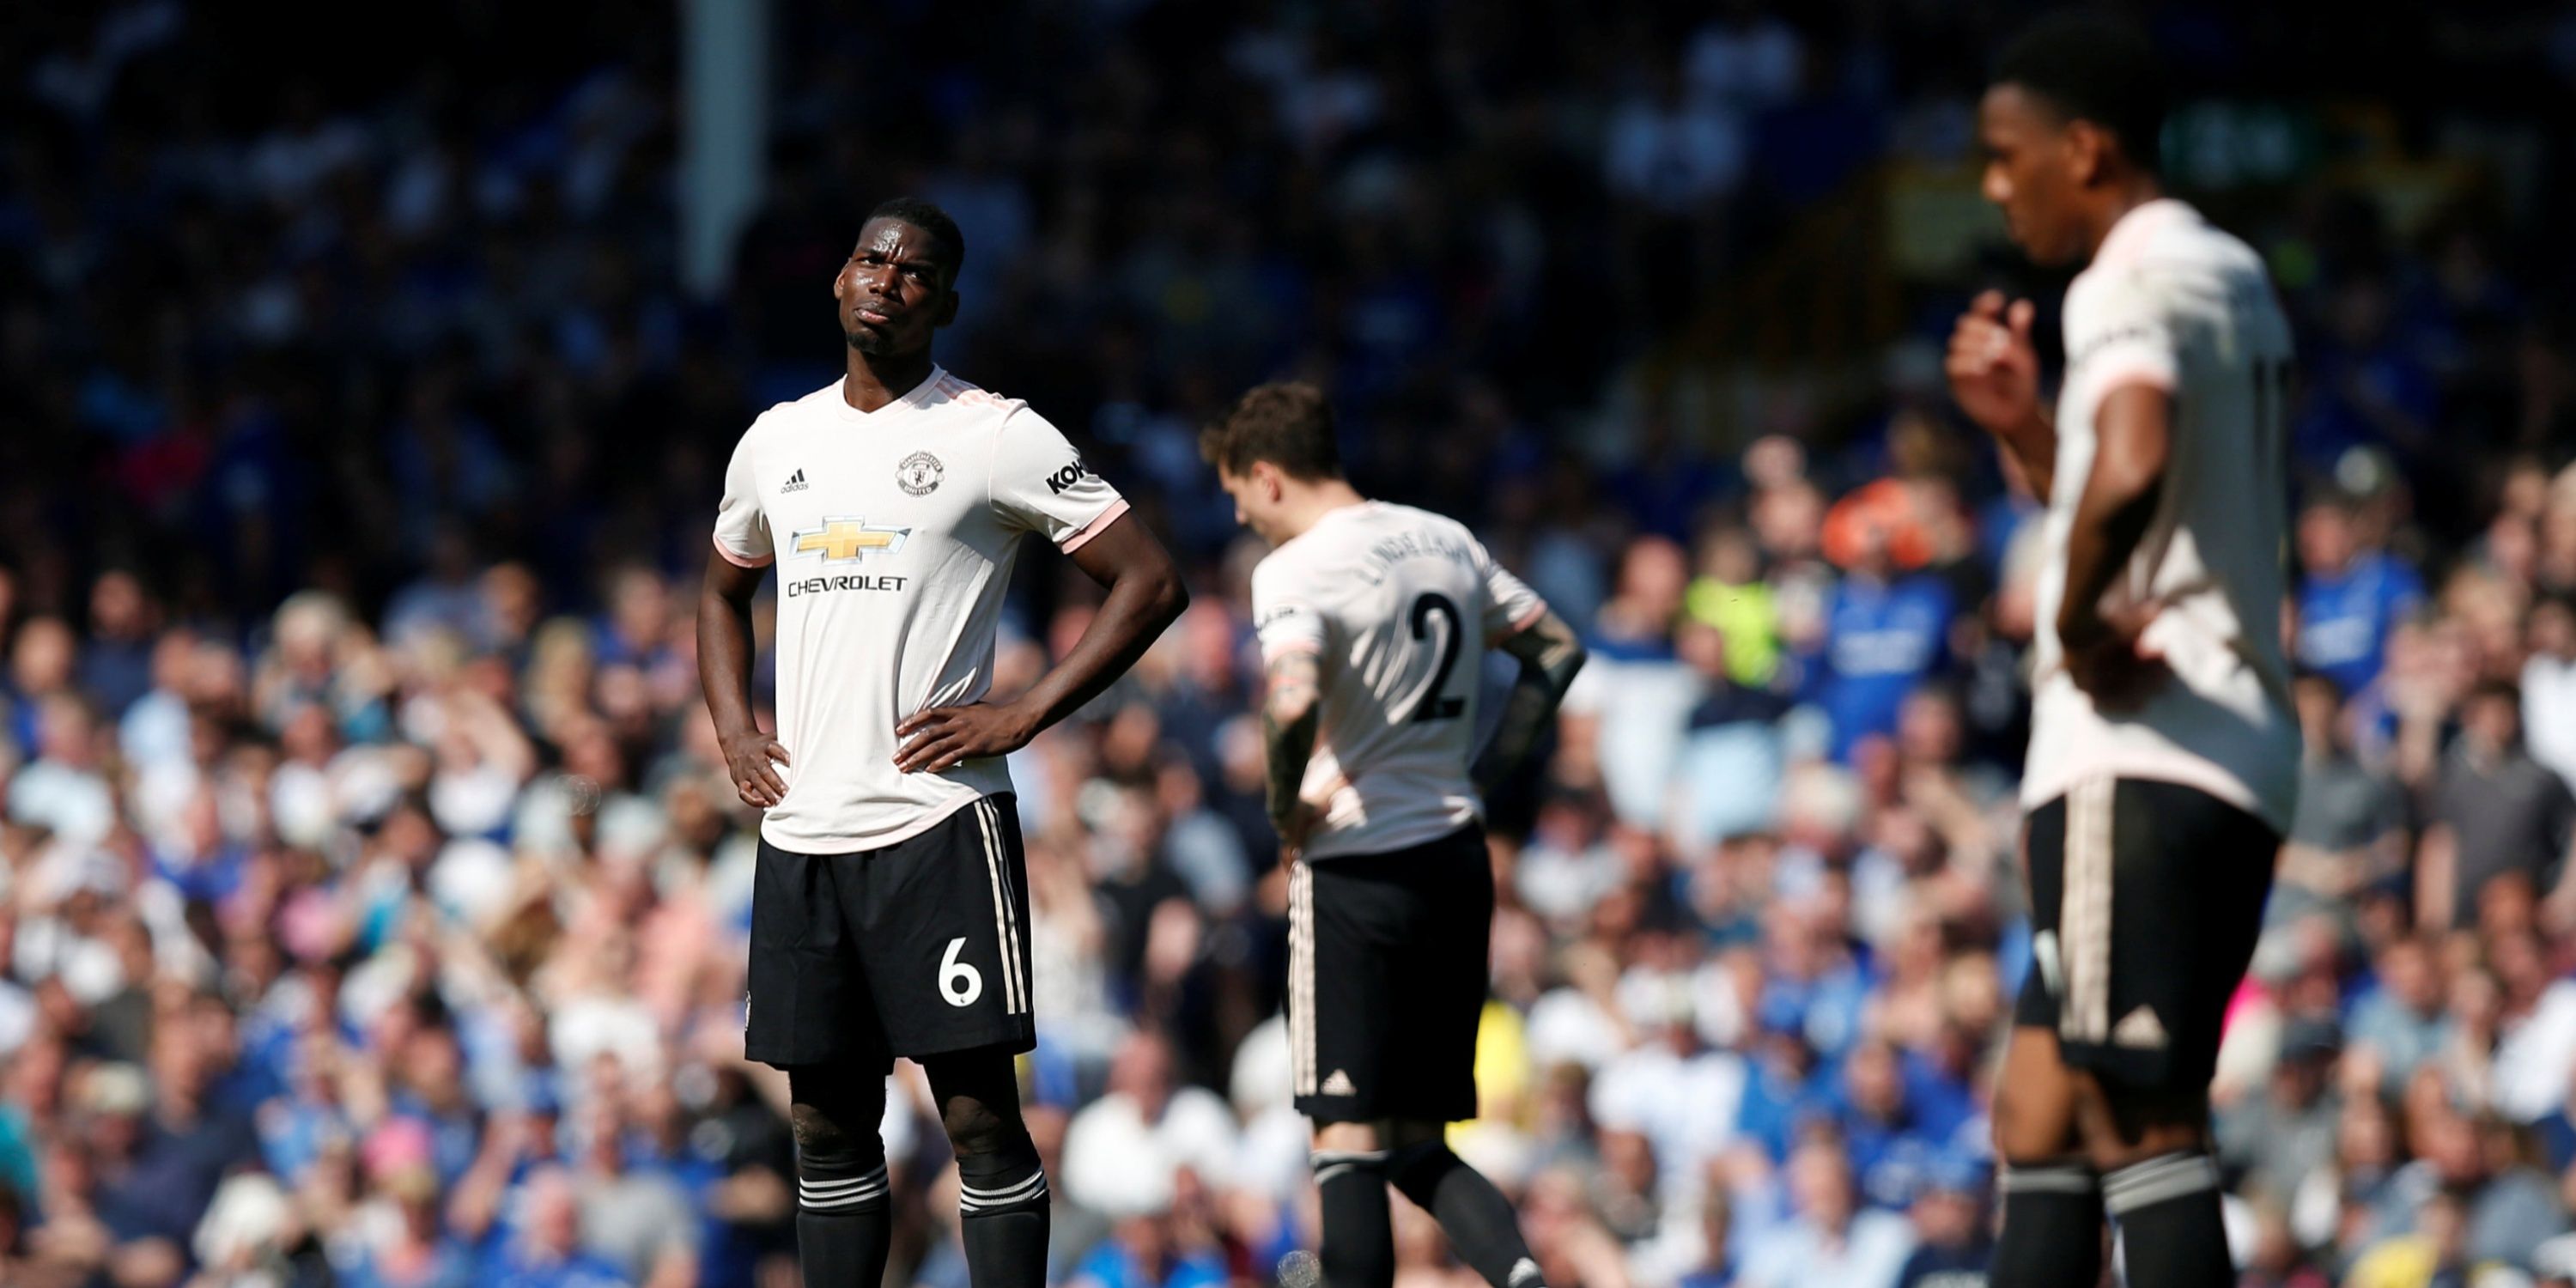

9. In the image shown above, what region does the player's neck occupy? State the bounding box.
[2081,174,2168,261]
[842,350,937,414]
[1275,480,1368,543]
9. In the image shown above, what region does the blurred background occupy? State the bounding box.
[3,2,2576,1286]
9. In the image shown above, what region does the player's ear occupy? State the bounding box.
[2066,120,2107,187]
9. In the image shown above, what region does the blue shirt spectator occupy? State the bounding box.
[1810,572,1953,762]
[2295,500,2423,697]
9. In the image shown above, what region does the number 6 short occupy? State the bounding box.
[744,793,1037,1072]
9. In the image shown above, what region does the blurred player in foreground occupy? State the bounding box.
[1947,17,2300,1288]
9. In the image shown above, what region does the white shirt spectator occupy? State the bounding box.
[1741,1208,1916,1288]
[1590,1039,1747,1203]
[1525,986,1625,1072]
[1567,656,1704,829]
[8,757,116,848]
[2525,647,2576,792]
[2493,978,2576,1123]
[1060,1081,1240,1218]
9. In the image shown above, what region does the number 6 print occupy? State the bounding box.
[939,937,984,1007]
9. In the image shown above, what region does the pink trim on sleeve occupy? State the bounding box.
[1057,499,1132,552]
[2085,357,2177,396]
[712,533,774,568]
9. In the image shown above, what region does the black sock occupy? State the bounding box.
[957,1135,1051,1288]
[1989,1159,2104,1288]
[1385,1142,1543,1288]
[796,1140,892,1288]
[2105,1152,2231,1288]
[1314,1151,1395,1288]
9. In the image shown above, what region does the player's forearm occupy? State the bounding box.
[1261,652,1322,829]
[1015,562,1188,736]
[1263,701,1320,828]
[1999,411,2057,500]
[2056,388,2170,641]
[2057,483,2160,641]
[1473,629,1587,796]
[696,586,762,739]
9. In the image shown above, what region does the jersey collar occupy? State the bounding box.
[831,365,948,420]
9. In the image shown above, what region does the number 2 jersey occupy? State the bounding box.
[1251,501,1546,860]
[2026,198,2301,831]
[713,369,1127,853]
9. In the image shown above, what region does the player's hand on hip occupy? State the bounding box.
[1947,290,2043,435]
[2061,603,2170,714]
[1272,798,1323,853]
[895,701,1039,774]
[720,729,791,808]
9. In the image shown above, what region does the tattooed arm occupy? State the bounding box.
[1262,649,1324,851]
[1473,609,1588,798]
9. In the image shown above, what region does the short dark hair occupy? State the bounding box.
[1200,381,1343,481]
[865,197,966,285]
[1995,15,2166,174]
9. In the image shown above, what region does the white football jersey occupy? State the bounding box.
[1252,501,1546,860]
[2026,199,2302,830]
[714,369,1127,852]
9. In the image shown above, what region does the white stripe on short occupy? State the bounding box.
[2063,776,2117,1044]
[1289,862,1315,1097]
[974,799,1025,1015]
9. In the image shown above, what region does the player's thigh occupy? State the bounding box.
[1376,829,1493,1121]
[1291,860,1410,1122]
[2054,779,2273,1154]
[1992,1023,2087,1162]
[851,795,1037,1059]
[1389,829,1493,1054]
[745,840,892,1072]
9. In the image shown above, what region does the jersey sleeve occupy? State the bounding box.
[989,407,1128,550]
[1472,538,1547,643]
[2063,269,2179,410]
[713,428,774,568]
[1249,556,1327,663]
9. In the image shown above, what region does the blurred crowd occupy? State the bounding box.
[7,1,2576,1287]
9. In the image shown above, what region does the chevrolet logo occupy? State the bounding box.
[789,518,910,562]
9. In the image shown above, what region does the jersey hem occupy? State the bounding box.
[2019,760,2289,836]
[1301,808,1483,862]
[757,788,994,855]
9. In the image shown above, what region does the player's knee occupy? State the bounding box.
[1383,1138,1467,1208]
[791,1101,884,1171]
[2081,1085,2209,1170]
[1991,1075,2077,1163]
[937,1091,1027,1156]
[787,1068,889,1166]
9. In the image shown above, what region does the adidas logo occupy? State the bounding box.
[2111,1005,2168,1049]
[781,468,809,493]
[1320,1069,1358,1097]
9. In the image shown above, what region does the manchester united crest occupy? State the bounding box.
[896,451,944,497]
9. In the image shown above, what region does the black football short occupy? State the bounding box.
[2014,777,2279,1092]
[745,794,1036,1072]
[1288,824,1493,1123]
